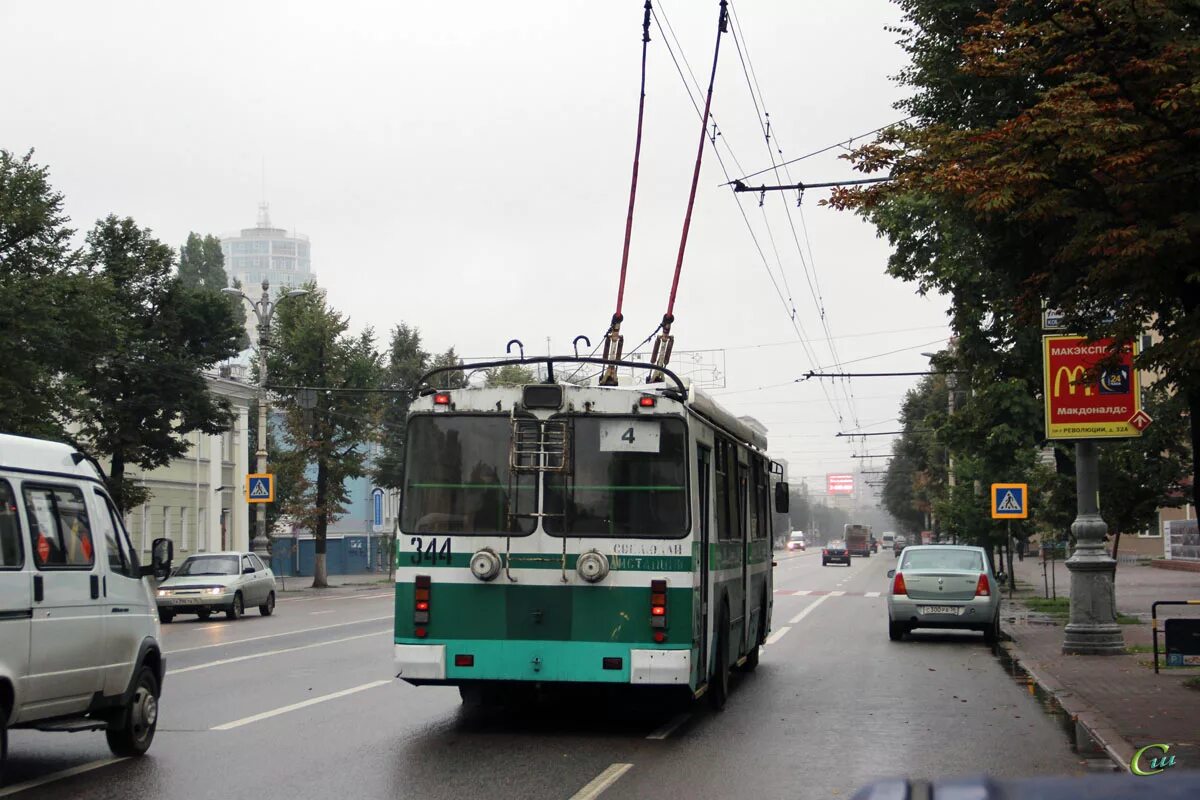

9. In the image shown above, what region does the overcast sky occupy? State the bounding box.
[3,0,950,502]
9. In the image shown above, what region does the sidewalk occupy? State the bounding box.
[272,572,393,597]
[1000,554,1200,770]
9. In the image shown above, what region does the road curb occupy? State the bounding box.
[999,626,1133,773]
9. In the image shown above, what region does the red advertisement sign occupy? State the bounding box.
[1042,335,1142,439]
[826,473,855,495]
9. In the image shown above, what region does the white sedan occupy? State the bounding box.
[155,551,277,622]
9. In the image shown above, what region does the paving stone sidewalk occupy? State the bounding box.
[1000,555,1200,770]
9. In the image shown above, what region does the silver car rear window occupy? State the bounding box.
[901,549,984,571]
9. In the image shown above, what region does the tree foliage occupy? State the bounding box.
[831,0,1200,502]
[179,231,247,347]
[74,216,243,510]
[0,150,89,437]
[268,284,382,587]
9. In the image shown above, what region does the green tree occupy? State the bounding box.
[74,215,243,511]
[484,364,536,387]
[374,323,429,491]
[833,0,1200,503]
[0,150,92,438]
[179,232,247,347]
[268,285,381,587]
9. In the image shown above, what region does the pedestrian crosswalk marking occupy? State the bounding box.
[998,490,1021,512]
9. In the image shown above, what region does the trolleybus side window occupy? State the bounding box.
[402,415,536,535]
[714,437,733,541]
[544,416,688,537]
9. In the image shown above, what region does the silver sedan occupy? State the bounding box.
[886,545,1003,643]
[155,551,277,622]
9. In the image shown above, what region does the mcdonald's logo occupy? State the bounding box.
[1053,366,1092,397]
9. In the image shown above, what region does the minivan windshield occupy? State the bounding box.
[176,555,239,576]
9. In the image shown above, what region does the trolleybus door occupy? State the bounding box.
[697,446,711,681]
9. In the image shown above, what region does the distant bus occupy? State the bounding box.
[844,523,871,558]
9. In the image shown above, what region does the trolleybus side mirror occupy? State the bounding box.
[774,482,790,514]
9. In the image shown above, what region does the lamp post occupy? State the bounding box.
[222,280,308,564]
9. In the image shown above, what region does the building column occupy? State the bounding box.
[232,405,251,552]
[207,433,223,552]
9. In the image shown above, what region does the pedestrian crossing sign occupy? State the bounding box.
[246,474,275,504]
[991,483,1028,519]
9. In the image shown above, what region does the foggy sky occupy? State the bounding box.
[2,0,951,500]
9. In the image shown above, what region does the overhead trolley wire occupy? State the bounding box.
[725,1,862,433]
[652,1,850,431]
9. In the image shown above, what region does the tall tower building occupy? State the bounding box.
[221,204,315,293]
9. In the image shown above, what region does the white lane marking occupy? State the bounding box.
[310,610,336,615]
[324,591,392,602]
[788,594,830,624]
[0,758,127,797]
[569,763,634,800]
[646,713,690,740]
[170,630,388,675]
[211,679,391,730]
[866,591,881,597]
[764,626,791,646]
[165,615,392,654]
[830,591,846,596]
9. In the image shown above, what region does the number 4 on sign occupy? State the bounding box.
[622,427,636,444]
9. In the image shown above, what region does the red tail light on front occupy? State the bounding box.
[650,579,667,633]
[892,572,907,596]
[414,575,431,626]
[975,574,991,597]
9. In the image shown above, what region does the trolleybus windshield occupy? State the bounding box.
[544,416,688,537]
[402,415,535,535]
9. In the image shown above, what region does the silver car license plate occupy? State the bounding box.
[919,605,962,615]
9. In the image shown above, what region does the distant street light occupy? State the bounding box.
[222,280,308,564]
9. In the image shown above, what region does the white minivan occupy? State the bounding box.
[1,434,172,784]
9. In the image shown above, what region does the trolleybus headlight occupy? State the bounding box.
[470,549,502,582]
[577,550,610,583]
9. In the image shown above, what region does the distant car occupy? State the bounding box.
[822,540,851,567]
[155,551,277,622]
[887,545,1003,643]
[787,531,806,551]
[870,538,879,554]
[881,532,896,551]
[893,535,907,555]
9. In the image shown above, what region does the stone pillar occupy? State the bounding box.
[232,404,251,552]
[1062,440,1125,654]
[207,433,223,552]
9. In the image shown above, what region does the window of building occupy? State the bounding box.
[198,507,207,552]
[272,240,296,256]
[22,484,95,568]
[1138,523,1162,538]
[0,480,23,569]
[180,507,189,551]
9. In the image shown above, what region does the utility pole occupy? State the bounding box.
[223,280,308,565]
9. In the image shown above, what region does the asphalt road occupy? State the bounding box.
[2,553,1096,800]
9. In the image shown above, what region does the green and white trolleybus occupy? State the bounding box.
[393,356,788,708]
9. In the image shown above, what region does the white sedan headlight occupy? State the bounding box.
[156,589,171,597]
[205,587,225,596]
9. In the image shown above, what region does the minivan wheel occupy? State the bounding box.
[259,591,275,617]
[106,667,159,757]
[227,592,243,621]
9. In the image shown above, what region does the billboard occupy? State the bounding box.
[1042,335,1142,439]
[827,473,855,495]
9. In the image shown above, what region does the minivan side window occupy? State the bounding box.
[23,484,96,569]
[0,480,23,569]
[100,492,140,576]
[92,489,133,577]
